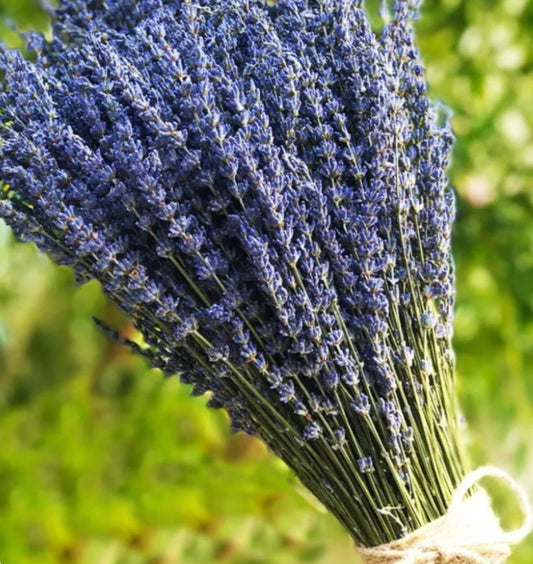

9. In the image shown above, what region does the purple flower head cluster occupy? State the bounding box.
[0,0,467,546]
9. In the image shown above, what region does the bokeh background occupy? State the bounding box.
[0,0,532,562]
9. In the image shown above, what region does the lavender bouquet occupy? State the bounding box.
[0,0,530,561]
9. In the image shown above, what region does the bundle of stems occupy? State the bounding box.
[0,0,470,547]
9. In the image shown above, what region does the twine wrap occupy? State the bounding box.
[358,467,532,564]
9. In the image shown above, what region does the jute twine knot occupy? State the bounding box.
[358,467,533,564]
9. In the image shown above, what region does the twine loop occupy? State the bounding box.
[359,466,532,563]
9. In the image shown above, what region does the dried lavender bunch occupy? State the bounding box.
[0,0,468,547]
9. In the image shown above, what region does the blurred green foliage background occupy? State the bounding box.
[0,0,532,562]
